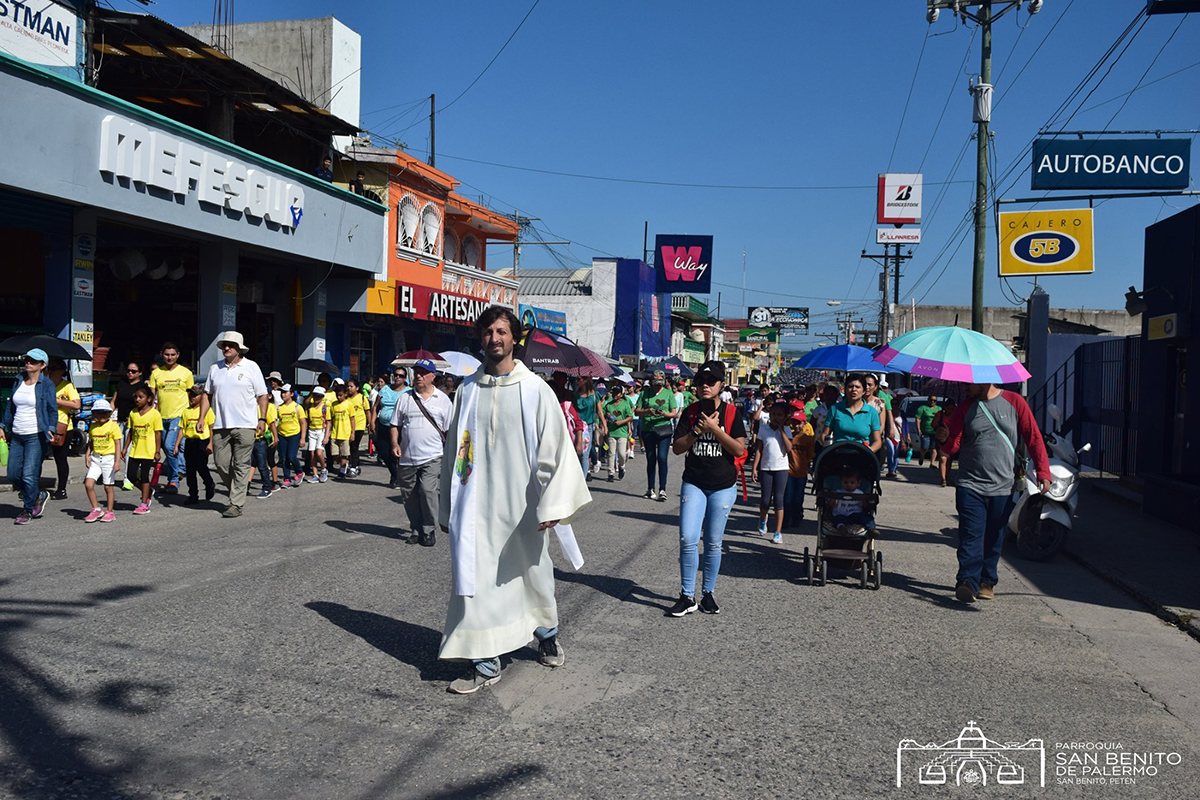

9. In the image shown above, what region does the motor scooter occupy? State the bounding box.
[1008,404,1091,560]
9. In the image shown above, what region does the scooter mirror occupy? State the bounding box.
[1048,404,1063,425]
[1079,442,1092,453]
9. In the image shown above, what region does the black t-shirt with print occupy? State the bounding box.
[675,401,747,491]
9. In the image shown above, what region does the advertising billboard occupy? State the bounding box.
[998,209,1094,277]
[654,234,713,294]
[739,328,778,343]
[747,306,809,331]
[1031,138,1190,190]
[877,228,921,244]
[518,304,567,336]
[877,173,923,224]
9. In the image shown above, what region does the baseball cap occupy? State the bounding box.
[281,383,292,392]
[652,369,666,379]
[694,360,726,383]
[312,386,327,396]
[23,348,48,363]
[91,398,113,413]
[413,358,438,373]
[187,384,205,395]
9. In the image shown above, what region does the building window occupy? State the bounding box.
[461,234,481,268]
[419,204,441,256]
[444,229,460,264]
[397,195,419,248]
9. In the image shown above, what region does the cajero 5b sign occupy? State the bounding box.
[998,209,1094,277]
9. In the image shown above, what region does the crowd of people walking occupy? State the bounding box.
[2,306,1052,694]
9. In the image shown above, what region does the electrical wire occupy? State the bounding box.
[1076,59,1200,115]
[1101,13,1189,130]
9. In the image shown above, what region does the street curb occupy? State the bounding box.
[1064,549,1200,643]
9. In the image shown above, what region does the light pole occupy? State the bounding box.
[926,0,1042,333]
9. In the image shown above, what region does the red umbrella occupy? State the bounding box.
[564,346,619,378]
[392,349,451,369]
[519,329,589,372]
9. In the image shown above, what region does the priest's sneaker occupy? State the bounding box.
[664,593,698,617]
[447,665,501,695]
[537,636,565,668]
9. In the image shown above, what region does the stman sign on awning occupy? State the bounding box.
[1031,138,1191,191]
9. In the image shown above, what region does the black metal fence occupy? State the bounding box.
[1030,336,1140,476]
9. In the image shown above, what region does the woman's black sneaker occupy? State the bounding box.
[664,594,698,617]
[700,592,721,615]
[51,490,68,500]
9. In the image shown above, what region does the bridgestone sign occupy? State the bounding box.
[1031,138,1191,191]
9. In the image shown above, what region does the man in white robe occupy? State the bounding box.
[438,306,591,694]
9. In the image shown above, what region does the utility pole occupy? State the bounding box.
[861,245,913,343]
[504,212,566,279]
[926,0,1042,332]
[429,94,436,167]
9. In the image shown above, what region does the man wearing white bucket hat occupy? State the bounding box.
[197,331,269,518]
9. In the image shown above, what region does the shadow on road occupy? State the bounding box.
[305,602,457,682]
[421,763,545,799]
[554,569,674,610]
[324,519,407,540]
[884,570,978,611]
[608,509,679,528]
[0,582,155,799]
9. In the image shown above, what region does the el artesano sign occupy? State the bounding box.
[396,282,493,327]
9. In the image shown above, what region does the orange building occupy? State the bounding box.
[332,146,519,374]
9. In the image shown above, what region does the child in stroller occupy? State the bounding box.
[805,441,883,589]
[829,467,876,536]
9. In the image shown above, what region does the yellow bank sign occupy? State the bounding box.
[998,208,1094,277]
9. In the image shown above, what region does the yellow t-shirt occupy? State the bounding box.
[277,401,303,437]
[350,392,368,429]
[127,407,163,460]
[89,419,122,456]
[148,365,194,420]
[306,401,328,430]
[330,398,354,440]
[180,406,215,440]
[55,380,80,426]
[255,402,279,441]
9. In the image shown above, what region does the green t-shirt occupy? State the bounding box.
[637,387,677,433]
[682,391,696,408]
[914,403,941,434]
[804,398,819,416]
[601,397,634,439]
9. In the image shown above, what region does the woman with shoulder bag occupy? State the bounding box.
[0,348,59,524]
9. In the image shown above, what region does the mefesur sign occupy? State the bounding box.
[654,234,713,294]
[878,173,922,224]
[1032,138,1190,190]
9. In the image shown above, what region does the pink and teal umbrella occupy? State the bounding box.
[874,326,1031,384]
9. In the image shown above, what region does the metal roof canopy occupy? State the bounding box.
[92,10,359,139]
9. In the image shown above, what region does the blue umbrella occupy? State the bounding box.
[792,344,880,372]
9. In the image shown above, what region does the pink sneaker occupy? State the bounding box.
[133,503,151,515]
[84,509,104,523]
[100,511,116,523]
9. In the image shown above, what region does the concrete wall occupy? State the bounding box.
[515,260,618,357]
[893,304,1141,344]
[181,17,361,149]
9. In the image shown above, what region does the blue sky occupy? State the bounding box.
[158,0,1200,343]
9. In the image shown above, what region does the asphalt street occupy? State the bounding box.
[1,453,1198,799]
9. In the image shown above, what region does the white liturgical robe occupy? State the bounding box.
[438,360,591,660]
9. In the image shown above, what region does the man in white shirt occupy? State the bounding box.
[390,358,453,546]
[198,331,269,518]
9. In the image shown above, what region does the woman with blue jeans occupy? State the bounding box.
[635,370,678,501]
[1,348,58,525]
[665,360,746,617]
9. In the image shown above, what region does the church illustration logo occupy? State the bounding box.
[896,721,1045,787]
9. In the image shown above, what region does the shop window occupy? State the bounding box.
[419,204,441,256]
[349,328,376,382]
[397,195,419,248]
[444,229,461,264]
[462,234,481,268]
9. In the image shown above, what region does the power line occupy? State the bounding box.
[434,152,972,191]
[1101,12,1189,129]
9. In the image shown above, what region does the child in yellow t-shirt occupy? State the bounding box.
[276,384,307,487]
[305,387,330,483]
[346,379,370,477]
[250,400,279,499]
[328,384,356,480]
[123,387,162,515]
[175,385,215,505]
[83,399,122,523]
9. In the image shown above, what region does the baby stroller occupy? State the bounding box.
[804,441,883,589]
